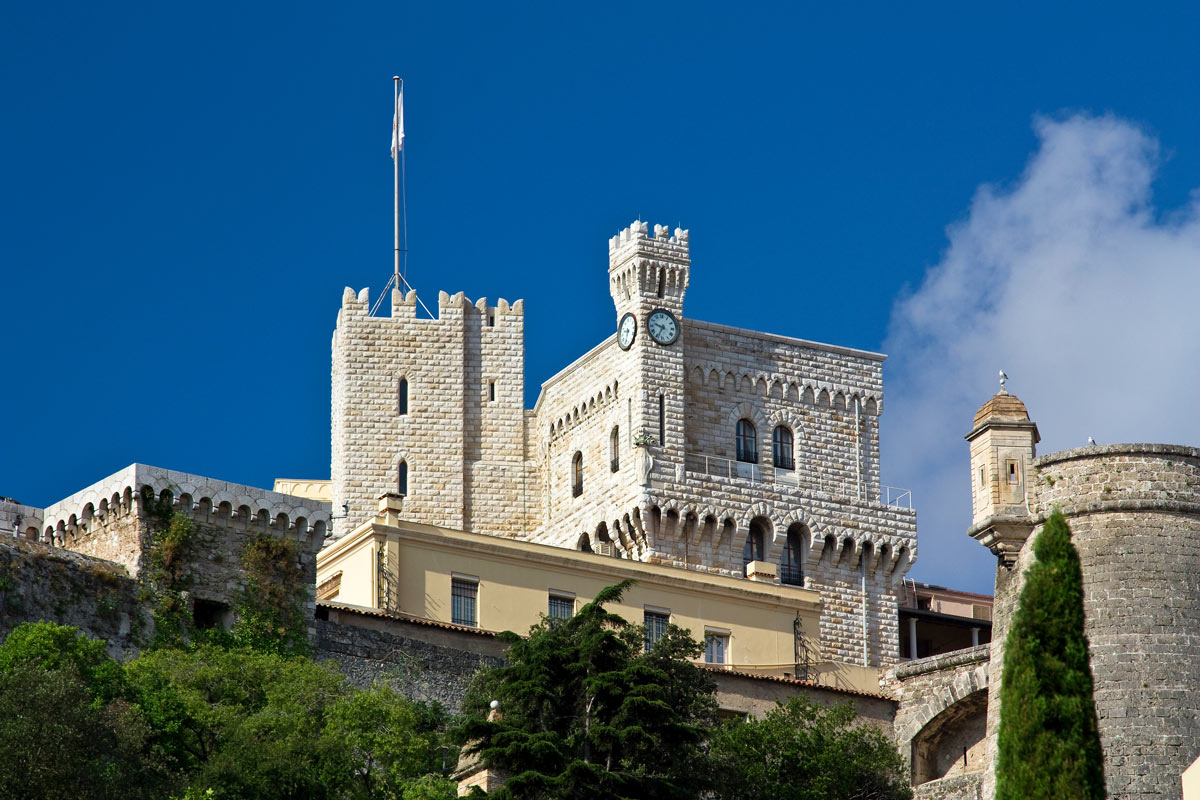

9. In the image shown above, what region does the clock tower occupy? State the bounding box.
[608,221,690,483]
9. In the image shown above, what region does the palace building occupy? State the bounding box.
[320,220,917,683]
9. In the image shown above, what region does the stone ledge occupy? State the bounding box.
[1035,443,1200,467]
[892,644,990,680]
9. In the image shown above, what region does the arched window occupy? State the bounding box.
[397,460,408,495]
[397,377,408,415]
[572,451,583,497]
[610,426,620,472]
[780,524,805,586]
[743,521,765,574]
[772,426,794,470]
[735,418,758,463]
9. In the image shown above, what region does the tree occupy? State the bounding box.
[462,581,717,800]
[708,697,912,800]
[124,644,456,800]
[995,510,1105,800]
[0,622,173,800]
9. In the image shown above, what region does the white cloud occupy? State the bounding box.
[882,114,1200,594]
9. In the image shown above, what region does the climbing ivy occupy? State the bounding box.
[231,533,310,655]
[137,487,196,648]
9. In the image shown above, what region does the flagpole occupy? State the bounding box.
[393,76,401,300]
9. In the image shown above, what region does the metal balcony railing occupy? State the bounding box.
[779,565,804,587]
[683,452,913,510]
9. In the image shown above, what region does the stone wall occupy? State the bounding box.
[0,538,148,659]
[1021,444,1200,800]
[314,604,507,713]
[887,644,989,791]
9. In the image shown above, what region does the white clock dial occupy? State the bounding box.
[647,309,679,345]
[617,313,637,350]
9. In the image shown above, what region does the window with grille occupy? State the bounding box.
[772,426,794,470]
[736,419,758,463]
[644,610,669,651]
[451,578,477,627]
[705,633,728,664]
[548,593,574,620]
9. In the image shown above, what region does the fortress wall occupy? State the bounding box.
[0,538,148,659]
[1024,445,1200,800]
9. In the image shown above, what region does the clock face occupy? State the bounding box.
[617,313,636,350]
[647,309,679,345]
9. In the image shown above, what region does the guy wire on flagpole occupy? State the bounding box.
[372,76,433,319]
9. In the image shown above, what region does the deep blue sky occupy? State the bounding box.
[4,2,1198,593]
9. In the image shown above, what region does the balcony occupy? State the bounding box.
[683,451,912,510]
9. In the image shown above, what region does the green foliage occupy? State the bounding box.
[996,511,1106,800]
[0,620,127,704]
[139,488,198,648]
[708,698,912,800]
[231,533,310,655]
[463,580,717,800]
[0,623,173,799]
[124,645,455,800]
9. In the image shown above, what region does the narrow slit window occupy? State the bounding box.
[658,394,665,446]
[397,377,408,416]
[978,465,985,487]
[610,426,620,472]
[656,269,665,298]
[572,451,583,497]
[488,381,496,402]
[397,460,408,496]
[487,312,496,327]
[1007,460,1019,484]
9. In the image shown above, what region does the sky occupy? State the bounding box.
[3,2,1199,595]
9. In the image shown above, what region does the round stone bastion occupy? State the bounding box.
[1030,443,1200,800]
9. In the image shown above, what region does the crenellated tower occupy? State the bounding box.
[607,222,691,481]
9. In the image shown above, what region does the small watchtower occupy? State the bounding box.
[964,382,1039,565]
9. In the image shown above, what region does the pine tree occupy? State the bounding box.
[996,510,1106,800]
[463,581,716,800]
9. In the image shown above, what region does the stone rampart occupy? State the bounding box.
[1022,444,1200,800]
[0,537,148,658]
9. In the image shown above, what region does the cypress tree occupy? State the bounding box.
[996,510,1106,800]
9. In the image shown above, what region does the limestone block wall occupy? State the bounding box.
[682,320,885,503]
[332,287,537,539]
[1023,444,1200,800]
[36,464,330,625]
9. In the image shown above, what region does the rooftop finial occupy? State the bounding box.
[999,370,1008,395]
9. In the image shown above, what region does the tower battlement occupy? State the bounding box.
[608,220,690,267]
[339,286,524,325]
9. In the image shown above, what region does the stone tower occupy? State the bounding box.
[330,286,533,539]
[965,388,1200,800]
[608,222,691,472]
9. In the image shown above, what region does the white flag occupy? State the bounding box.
[391,86,404,160]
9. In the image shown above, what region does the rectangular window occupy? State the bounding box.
[705,632,728,665]
[1007,460,1020,484]
[978,465,985,487]
[451,578,478,627]
[488,381,496,402]
[548,593,574,620]
[644,609,669,651]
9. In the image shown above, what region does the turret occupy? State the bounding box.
[608,221,690,321]
[964,381,1039,565]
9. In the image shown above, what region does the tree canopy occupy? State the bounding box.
[995,510,1106,800]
